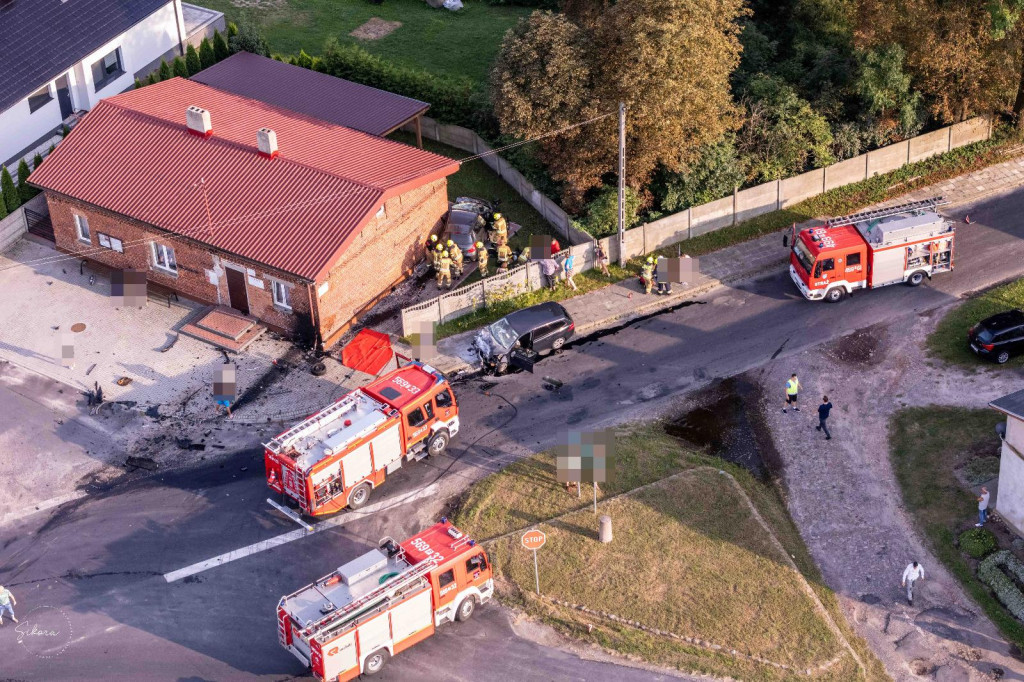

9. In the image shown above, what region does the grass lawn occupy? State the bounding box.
[199,0,530,84]
[925,278,1024,369]
[454,423,886,681]
[890,407,1024,649]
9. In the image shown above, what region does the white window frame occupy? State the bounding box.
[151,242,178,275]
[74,214,90,243]
[272,280,292,310]
[28,84,54,113]
[92,48,125,92]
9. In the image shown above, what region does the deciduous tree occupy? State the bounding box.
[491,0,746,209]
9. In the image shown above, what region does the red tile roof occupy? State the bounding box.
[28,78,459,281]
[191,52,429,136]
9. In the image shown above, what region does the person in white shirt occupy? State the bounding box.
[976,486,990,527]
[901,561,924,605]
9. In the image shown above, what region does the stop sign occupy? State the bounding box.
[521,529,546,550]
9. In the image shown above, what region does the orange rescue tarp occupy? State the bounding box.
[341,329,394,375]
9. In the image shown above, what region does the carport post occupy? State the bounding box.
[415,116,423,148]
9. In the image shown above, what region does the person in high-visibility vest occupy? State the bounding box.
[476,241,489,277]
[783,373,800,413]
[640,256,655,295]
[490,213,508,246]
[447,240,463,277]
[433,243,444,269]
[496,242,512,271]
[425,234,439,261]
[437,250,453,289]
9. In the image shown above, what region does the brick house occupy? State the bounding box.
[28,77,459,347]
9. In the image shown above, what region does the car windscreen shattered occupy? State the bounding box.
[488,318,518,348]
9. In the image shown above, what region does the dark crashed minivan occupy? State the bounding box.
[473,302,575,374]
[969,309,1024,364]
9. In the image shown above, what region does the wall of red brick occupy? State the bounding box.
[315,178,448,344]
[45,192,312,335]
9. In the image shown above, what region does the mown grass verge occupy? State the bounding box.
[925,278,1024,369]
[890,406,1024,649]
[453,423,887,681]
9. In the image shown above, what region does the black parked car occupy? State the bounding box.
[473,302,575,374]
[969,309,1024,364]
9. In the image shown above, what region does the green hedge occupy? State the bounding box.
[978,551,1024,623]
[959,528,997,559]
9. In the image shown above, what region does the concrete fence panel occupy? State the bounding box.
[909,128,950,163]
[951,117,990,148]
[780,169,824,208]
[622,224,646,260]
[437,124,477,152]
[644,211,690,251]
[735,182,778,223]
[401,298,442,337]
[439,283,485,323]
[867,141,909,177]
[690,196,734,236]
[824,154,867,191]
[0,206,28,254]
[483,263,530,299]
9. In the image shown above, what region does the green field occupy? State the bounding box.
[926,278,1024,369]
[454,423,887,681]
[200,0,530,84]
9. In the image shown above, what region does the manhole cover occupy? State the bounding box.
[70,323,86,333]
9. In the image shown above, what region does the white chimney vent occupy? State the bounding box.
[257,128,279,159]
[186,106,212,137]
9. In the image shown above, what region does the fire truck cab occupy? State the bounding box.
[264,362,458,516]
[277,520,493,681]
[789,198,954,302]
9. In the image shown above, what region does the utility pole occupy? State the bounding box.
[617,102,626,267]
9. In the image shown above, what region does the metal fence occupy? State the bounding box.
[401,116,992,335]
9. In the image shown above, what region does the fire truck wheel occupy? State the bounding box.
[363,649,390,675]
[427,429,450,457]
[907,271,926,287]
[347,483,372,510]
[825,287,845,303]
[456,595,477,622]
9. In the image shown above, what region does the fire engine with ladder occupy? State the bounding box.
[277,519,493,681]
[789,196,955,302]
[264,362,458,516]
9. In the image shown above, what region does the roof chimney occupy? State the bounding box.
[257,128,279,159]
[186,106,212,138]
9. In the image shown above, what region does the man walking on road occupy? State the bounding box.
[0,585,18,625]
[783,374,800,413]
[901,561,924,606]
[976,486,990,527]
[816,395,833,440]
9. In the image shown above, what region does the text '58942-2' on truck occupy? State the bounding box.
[264,362,459,515]
[789,197,955,302]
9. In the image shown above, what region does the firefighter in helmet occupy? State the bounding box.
[433,243,444,270]
[437,250,453,289]
[425,234,439,261]
[496,242,513,272]
[447,239,464,277]
[476,241,489,277]
[641,256,655,295]
[490,212,508,246]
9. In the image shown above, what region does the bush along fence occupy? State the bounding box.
[399,116,992,336]
[402,116,591,247]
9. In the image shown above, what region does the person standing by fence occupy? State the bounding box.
[594,241,610,277]
[563,251,578,291]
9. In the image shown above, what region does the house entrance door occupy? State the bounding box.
[55,75,73,119]
[225,268,250,315]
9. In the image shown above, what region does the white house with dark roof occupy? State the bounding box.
[990,388,1024,536]
[0,0,223,169]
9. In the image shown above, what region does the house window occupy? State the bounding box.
[28,85,53,113]
[151,242,177,274]
[74,214,91,243]
[91,49,124,92]
[97,232,123,253]
[375,205,386,220]
[272,280,292,309]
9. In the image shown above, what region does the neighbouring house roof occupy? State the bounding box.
[991,389,1024,422]
[0,0,170,113]
[28,78,459,281]
[191,52,430,137]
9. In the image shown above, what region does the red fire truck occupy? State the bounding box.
[789,197,955,302]
[264,362,459,515]
[277,519,493,681]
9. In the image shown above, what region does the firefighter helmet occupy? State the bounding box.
[429,234,438,243]
[447,239,455,247]
[493,213,502,220]
[646,256,654,264]
[436,244,444,252]
[475,241,484,249]
[442,250,450,258]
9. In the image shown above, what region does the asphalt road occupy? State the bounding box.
[3,190,1024,681]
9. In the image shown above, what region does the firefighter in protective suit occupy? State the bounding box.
[433,243,444,270]
[425,234,439,261]
[640,256,655,294]
[437,250,453,289]
[496,242,513,272]
[447,240,464,276]
[490,212,508,246]
[476,241,489,277]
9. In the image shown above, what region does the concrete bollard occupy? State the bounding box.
[599,515,612,543]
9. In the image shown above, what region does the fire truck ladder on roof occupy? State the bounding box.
[265,392,362,454]
[305,556,439,638]
[823,196,948,228]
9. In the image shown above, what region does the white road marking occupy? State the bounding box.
[1,490,88,527]
[163,483,439,583]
